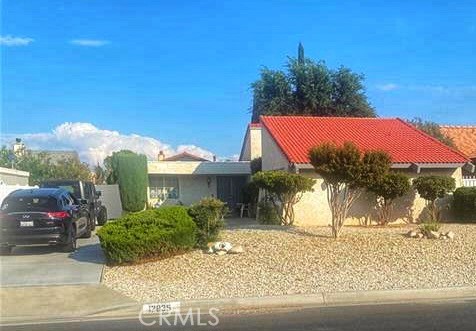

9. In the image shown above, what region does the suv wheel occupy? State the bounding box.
[97,206,108,225]
[90,214,96,231]
[63,227,77,252]
[81,219,92,239]
[0,246,13,255]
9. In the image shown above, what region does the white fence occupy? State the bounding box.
[463,176,476,187]
[0,184,37,205]
[95,184,123,219]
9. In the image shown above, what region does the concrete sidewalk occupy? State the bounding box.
[0,284,137,325]
[2,285,476,325]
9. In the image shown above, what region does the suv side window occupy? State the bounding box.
[61,195,71,207]
[83,183,91,199]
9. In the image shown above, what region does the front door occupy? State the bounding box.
[216,176,247,210]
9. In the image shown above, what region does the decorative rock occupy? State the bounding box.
[428,231,440,239]
[215,250,227,256]
[446,231,455,240]
[407,230,418,238]
[213,241,233,252]
[207,247,214,254]
[417,233,424,239]
[229,245,244,254]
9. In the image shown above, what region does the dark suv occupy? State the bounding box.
[0,188,92,254]
[40,180,107,226]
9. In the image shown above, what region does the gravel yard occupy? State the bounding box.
[102,224,476,302]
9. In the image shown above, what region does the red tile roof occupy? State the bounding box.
[261,116,470,164]
[440,126,476,159]
[249,123,261,128]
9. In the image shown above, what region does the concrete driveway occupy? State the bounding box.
[0,231,105,287]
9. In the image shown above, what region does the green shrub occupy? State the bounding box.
[110,151,148,212]
[257,201,280,225]
[413,175,455,222]
[452,187,476,222]
[418,221,441,236]
[97,206,197,264]
[188,198,226,246]
[252,170,315,225]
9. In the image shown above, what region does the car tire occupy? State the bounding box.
[90,214,96,231]
[0,246,13,255]
[97,206,107,225]
[63,227,77,253]
[81,219,92,239]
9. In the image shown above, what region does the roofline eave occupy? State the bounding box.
[293,162,472,173]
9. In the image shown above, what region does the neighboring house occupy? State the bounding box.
[241,116,474,226]
[147,152,250,208]
[0,166,30,186]
[440,125,476,165]
[240,123,262,161]
[13,138,80,164]
[0,167,32,204]
[30,150,80,163]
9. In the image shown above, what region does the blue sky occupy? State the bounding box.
[1,0,475,163]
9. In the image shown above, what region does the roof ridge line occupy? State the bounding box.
[397,118,470,161]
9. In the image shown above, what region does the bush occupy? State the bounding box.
[368,172,411,225]
[452,187,476,221]
[97,206,197,264]
[413,175,455,222]
[110,151,148,212]
[419,221,441,236]
[252,170,315,225]
[188,198,227,246]
[257,201,280,225]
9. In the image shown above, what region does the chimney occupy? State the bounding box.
[213,155,217,162]
[158,150,165,161]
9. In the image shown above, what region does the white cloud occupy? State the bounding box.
[376,83,399,91]
[0,35,34,46]
[2,122,217,166]
[70,39,110,47]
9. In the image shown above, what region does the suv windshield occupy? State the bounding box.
[1,196,59,212]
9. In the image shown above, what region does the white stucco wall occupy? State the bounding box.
[259,129,465,226]
[261,126,289,171]
[292,167,463,226]
[239,126,262,161]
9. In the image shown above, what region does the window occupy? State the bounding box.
[149,176,179,200]
[83,183,91,199]
[1,196,59,212]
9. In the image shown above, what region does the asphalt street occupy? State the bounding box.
[3,299,476,331]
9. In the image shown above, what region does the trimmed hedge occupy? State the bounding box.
[452,187,476,222]
[97,206,197,264]
[113,151,148,212]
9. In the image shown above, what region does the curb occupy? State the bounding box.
[3,286,476,325]
[76,286,476,319]
[160,286,476,313]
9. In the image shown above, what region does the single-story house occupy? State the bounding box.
[147,151,250,208]
[240,116,475,226]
